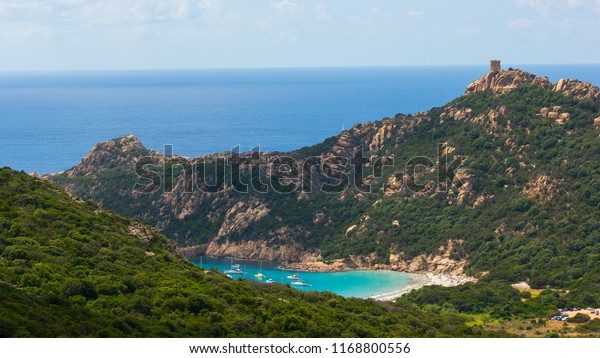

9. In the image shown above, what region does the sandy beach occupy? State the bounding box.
[370,273,477,301]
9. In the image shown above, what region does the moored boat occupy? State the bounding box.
[254,260,266,279]
[224,259,244,275]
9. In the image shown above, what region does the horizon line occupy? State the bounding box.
[2,62,600,75]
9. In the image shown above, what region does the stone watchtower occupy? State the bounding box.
[490,60,501,73]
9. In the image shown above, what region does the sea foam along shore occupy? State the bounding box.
[370,273,477,301]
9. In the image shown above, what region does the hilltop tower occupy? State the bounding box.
[490,60,501,73]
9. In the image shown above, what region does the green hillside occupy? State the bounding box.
[0,168,501,337]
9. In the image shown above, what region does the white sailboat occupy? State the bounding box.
[254,260,266,279]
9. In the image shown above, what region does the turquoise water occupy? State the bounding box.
[3,65,599,174]
[189,255,416,298]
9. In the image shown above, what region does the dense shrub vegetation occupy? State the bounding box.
[0,168,504,337]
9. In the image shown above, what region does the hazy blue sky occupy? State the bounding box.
[0,0,598,71]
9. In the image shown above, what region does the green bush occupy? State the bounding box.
[61,279,98,300]
[569,313,591,323]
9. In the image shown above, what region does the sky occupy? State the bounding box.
[0,0,599,71]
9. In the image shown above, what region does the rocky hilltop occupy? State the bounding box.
[66,135,147,177]
[50,68,600,287]
[466,68,600,101]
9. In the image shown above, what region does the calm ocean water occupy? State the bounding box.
[1,65,599,174]
[189,255,416,298]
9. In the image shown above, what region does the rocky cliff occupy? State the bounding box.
[50,68,600,283]
[65,134,153,177]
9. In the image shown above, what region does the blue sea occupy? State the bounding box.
[189,255,417,298]
[1,64,599,174]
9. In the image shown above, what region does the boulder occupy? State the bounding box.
[345,225,357,236]
[556,112,571,125]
